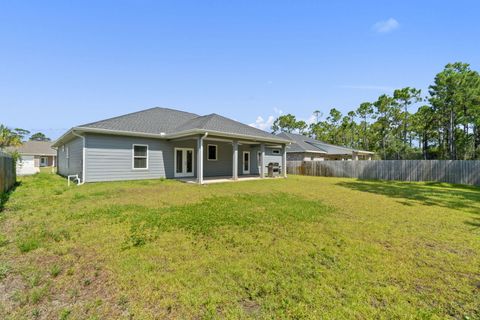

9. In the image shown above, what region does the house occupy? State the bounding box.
[277,132,374,161]
[52,107,291,184]
[7,141,57,175]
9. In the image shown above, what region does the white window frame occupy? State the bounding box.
[65,146,69,168]
[132,144,149,170]
[40,156,48,167]
[174,147,195,177]
[242,151,250,174]
[207,144,218,161]
[272,149,280,154]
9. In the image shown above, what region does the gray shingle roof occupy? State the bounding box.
[173,113,282,140]
[277,132,373,155]
[79,107,199,135]
[6,141,56,156]
[276,132,327,153]
[75,107,287,142]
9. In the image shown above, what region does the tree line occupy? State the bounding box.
[272,62,480,160]
[0,126,51,148]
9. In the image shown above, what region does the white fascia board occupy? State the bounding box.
[53,127,291,146]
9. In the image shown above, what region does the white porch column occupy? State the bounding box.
[282,144,287,178]
[260,143,265,178]
[353,152,359,161]
[197,135,204,184]
[232,141,238,180]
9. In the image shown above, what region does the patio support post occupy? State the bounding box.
[282,144,287,178]
[197,135,204,184]
[260,143,265,178]
[232,140,238,180]
[353,152,359,161]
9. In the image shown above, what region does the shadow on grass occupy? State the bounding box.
[464,217,480,229]
[0,181,21,212]
[336,179,480,216]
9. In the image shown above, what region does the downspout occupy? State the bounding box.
[72,131,86,185]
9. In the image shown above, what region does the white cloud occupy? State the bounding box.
[372,18,399,33]
[250,115,275,131]
[249,107,284,131]
[273,107,283,115]
[305,114,317,125]
[250,109,318,132]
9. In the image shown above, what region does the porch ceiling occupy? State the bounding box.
[169,134,284,147]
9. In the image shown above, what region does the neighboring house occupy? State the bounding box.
[7,141,57,175]
[52,107,291,184]
[277,132,374,161]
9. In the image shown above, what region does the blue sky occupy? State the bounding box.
[1,1,479,139]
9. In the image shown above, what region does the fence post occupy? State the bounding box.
[0,151,16,194]
[286,159,480,186]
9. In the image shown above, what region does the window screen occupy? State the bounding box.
[133,145,148,169]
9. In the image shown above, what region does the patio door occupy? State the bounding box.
[40,157,48,167]
[174,148,194,177]
[243,151,250,174]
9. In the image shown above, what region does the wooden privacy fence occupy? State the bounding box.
[0,151,16,193]
[287,160,480,186]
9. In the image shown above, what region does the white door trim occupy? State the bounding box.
[174,148,195,178]
[242,151,250,174]
[40,156,48,167]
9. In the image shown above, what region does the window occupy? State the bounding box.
[207,144,217,161]
[133,144,148,169]
[65,146,69,168]
[272,149,280,154]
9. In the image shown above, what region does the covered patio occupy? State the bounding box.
[176,175,278,184]
[169,132,289,184]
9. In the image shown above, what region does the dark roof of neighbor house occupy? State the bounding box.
[7,141,56,156]
[54,107,289,145]
[277,132,374,155]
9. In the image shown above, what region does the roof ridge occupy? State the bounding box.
[79,107,199,128]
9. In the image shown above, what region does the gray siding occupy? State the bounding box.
[287,152,325,161]
[57,137,83,179]
[79,133,286,183]
[238,146,283,176]
[204,141,234,177]
[264,147,283,169]
[85,134,173,182]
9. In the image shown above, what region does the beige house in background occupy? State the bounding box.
[277,132,374,161]
[8,141,57,175]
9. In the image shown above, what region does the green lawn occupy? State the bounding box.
[1,173,479,319]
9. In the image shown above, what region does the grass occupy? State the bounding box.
[0,173,479,319]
